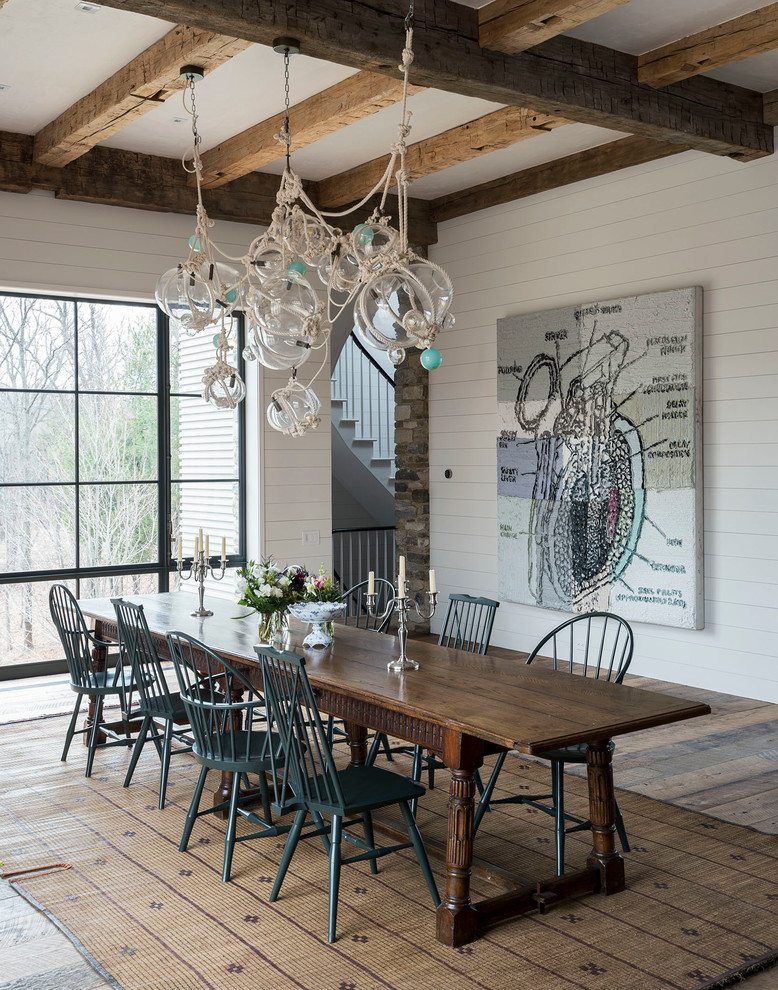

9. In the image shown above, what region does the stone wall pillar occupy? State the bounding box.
[394,351,430,633]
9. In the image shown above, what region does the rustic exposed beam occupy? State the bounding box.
[33,26,250,168]
[0,131,437,244]
[479,0,631,55]
[317,107,568,208]
[638,4,778,88]
[92,0,772,161]
[199,72,424,189]
[764,88,778,126]
[431,135,688,223]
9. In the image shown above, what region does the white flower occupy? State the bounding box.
[259,582,272,596]
[235,575,248,598]
[279,575,291,587]
[272,587,284,598]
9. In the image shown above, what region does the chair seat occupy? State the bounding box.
[306,764,426,817]
[140,692,188,721]
[71,670,132,695]
[193,729,280,774]
[539,739,616,763]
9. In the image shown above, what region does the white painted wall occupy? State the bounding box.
[0,189,332,575]
[429,150,778,702]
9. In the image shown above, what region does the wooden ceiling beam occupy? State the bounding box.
[0,130,437,244]
[638,3,778,88]
[479,0,631,55]
[316,106,568,209]
[198,72,424,189]
[92,0,772,160]
[33,25,250,167]
[764,88,778,126]
[431,135,688,223]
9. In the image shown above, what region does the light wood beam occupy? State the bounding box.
[479,0,631,55]
[0,130,438,244]
[93,0,772,161]
[638,3,778,88]
[198,72,424,189]
[317,107,568,209]
[33,25,250,167]
[431,135,688,223]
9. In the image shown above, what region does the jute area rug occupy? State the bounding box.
[2,714,777,990]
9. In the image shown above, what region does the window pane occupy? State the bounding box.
[78,572,159,600]
[0,296,75,391]
[0,579,76,668]
[171,320,221,395]
[170,564,239,603]
[1,486,76,571]
[0,392,75,483]
[171,396,240,481]
[172,481,240,561]
[79,395,158,482]
[79,483,158,567]
[77,302,158,393]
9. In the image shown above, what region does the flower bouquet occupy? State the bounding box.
[235,559,307,643]
[289,564,345,648]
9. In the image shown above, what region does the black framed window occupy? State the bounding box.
[0,292,246,678]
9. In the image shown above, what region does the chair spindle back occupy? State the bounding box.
[438,593,500,655]
[526,611,633,683]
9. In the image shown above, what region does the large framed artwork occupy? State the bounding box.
[497,287,703,629]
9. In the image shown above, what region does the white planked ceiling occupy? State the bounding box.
[0,0,775,201]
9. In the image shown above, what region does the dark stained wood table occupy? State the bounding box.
[79,592,710,947]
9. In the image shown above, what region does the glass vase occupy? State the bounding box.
[257,609,288,645]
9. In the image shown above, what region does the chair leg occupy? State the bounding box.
[361,812,378,875]
[398,801,440,907]
[256,767,272,825]
[327,815,343,943]
[84,701,104,778]
[614,798,630,852]
[157,721,173,810]
[124,715,151,789]
[552,760,565,876]
[222,772,243,882]
[270,808,307,902]
[61,697,82,762]
[473,751,507,835]
[180,766,208,852]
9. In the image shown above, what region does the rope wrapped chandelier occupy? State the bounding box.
[155,4,454,436]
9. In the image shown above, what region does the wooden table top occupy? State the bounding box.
[80,592,711,756]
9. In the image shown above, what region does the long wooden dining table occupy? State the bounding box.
[79,592,710,947]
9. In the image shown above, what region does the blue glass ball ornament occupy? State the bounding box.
[288,260,307,277]
[188,235,202,251]
[420,347,442,370]
[353,223,374,247]
[212,334,220,348]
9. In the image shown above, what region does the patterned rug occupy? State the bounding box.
[2,714,777,990]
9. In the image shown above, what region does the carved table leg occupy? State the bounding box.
[585,739,625,893]
[85,639,107,747]
[436,734,483,946]
[346,722,367,767]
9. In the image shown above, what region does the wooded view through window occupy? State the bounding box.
[0,293,245,674]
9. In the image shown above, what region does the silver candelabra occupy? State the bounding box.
[176,550,227,616]
[366,584,438,671]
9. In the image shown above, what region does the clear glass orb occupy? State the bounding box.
[420,347,443,370]
[409,261,454,316]
[284,212,332,269]
[321,247,361,293]
[356,270,434,349]
[254,270,320,339]
[251,242,285,282]
[388,347,406,366]
[202,361,246,409]
[351,223,398,272]
[256,325,312,370]
[155,266,215,334]
[266,386,321,434]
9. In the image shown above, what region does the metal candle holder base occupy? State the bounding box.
[176,551,227,616]
[366,586,437,671]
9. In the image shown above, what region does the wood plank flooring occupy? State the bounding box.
[2,663,778,987]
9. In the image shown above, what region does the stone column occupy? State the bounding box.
[394,351,430,633]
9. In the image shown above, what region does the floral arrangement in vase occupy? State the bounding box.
[302,565,341,603]
[235,559,307,643]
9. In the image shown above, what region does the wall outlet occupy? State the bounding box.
[302,530,320,546]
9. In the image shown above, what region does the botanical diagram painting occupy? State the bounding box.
[497,287,703,629]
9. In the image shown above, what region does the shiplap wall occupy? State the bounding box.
[429,150,778,702]
[0,189,332,573]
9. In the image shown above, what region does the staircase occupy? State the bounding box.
[331,334,396,496]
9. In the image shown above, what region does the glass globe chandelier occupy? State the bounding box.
[155,2,454,435]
